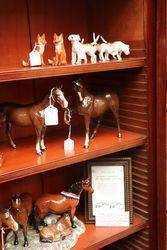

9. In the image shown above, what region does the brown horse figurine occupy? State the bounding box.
[0,208,19,246]
[73,78,122,148]
[0,86,68,155]
[34,178,93,231]
[10,192,33,247]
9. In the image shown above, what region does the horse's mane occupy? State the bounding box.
[68,181,82,195]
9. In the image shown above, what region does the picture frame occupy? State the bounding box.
[85,158,133,224]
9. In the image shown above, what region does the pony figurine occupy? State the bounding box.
[22,34,47,66]
[48,33,67,66]
[34,178,93,231]
[10,192,33,247]
[0,86,68,155]
[40,214,72,243]
[73,78,122,148]
[68,33,99,65]
[0,209,19,246]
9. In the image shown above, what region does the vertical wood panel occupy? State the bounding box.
[0,0,30,67]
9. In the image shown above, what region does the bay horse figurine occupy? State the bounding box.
[10,192,33,247]
[34,178,93,231]
[0,86,68,155]
[73,78,122,148]
[0,208,19,246]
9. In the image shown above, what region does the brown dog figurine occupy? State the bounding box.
[34,178,93,232]
[48,33,67,66]
[73,78,122,148]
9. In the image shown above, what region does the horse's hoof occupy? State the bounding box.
[14,239,19,245]
[23,241,29,247]
[117,133,122,138]
[12,144,16,149]
[72,224,77,228]
[90,134,95,140]
[83,144,89,149]
[37,151,43,156]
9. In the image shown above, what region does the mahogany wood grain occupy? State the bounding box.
[0,58,145,83]
[0,127,146,184]
[0,0,30,67]
[73,214,146,250]
[156,0,167,248]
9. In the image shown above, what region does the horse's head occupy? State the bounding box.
[11,194,21,211]
[73,79,84,93]
[50,86,68,109]
[82,178,94,193]
[0,209,19,232]
[73,79,88,102]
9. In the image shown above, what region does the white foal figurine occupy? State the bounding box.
[68,34,99,65]
[98,38,130,62]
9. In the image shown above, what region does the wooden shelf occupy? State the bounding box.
[0,57,145,82]
[73,214,147,250]
[0,126,146,183]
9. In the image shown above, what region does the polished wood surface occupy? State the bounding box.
[73,214,146,250]
[0,127,146,183]
[0,58,145,83]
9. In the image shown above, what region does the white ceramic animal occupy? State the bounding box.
[98,40,130,61]
[68,34,99,65]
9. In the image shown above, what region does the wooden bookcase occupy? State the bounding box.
[0,0,166,249]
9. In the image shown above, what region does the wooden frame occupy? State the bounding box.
[85,158,133,224]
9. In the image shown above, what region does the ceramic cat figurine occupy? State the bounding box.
[22,34,47,66]
[48,33,67,66]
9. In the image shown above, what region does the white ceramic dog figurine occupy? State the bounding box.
[98,39,130,62]
[68,34,99,65]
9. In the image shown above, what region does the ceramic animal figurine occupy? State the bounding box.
[22,34,47,66]
[73,78,122,148]
[48,33,67,66]
[10,193,33,247]
[98,38,130,61]
[0,86,68,155]
[68,34,99,65]
[40,214,72,243]
[34,178,93,231]
[0,209,19,246]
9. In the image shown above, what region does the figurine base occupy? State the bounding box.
[5,216,85,250]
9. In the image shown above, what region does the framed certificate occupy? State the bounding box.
[85,158,133,224]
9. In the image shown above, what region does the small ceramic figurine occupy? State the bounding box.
[68,33,99,64]
[0,86,68,155]
[73,78,122,148]
[40,214,72,243]
[0,209,19,248]
[34,178,93,231]
[10,193,33,247]
[48,33,67,66]
[22,34,47,67]
[98,38,130,61]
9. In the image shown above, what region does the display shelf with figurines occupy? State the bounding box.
[0,0,160,249]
